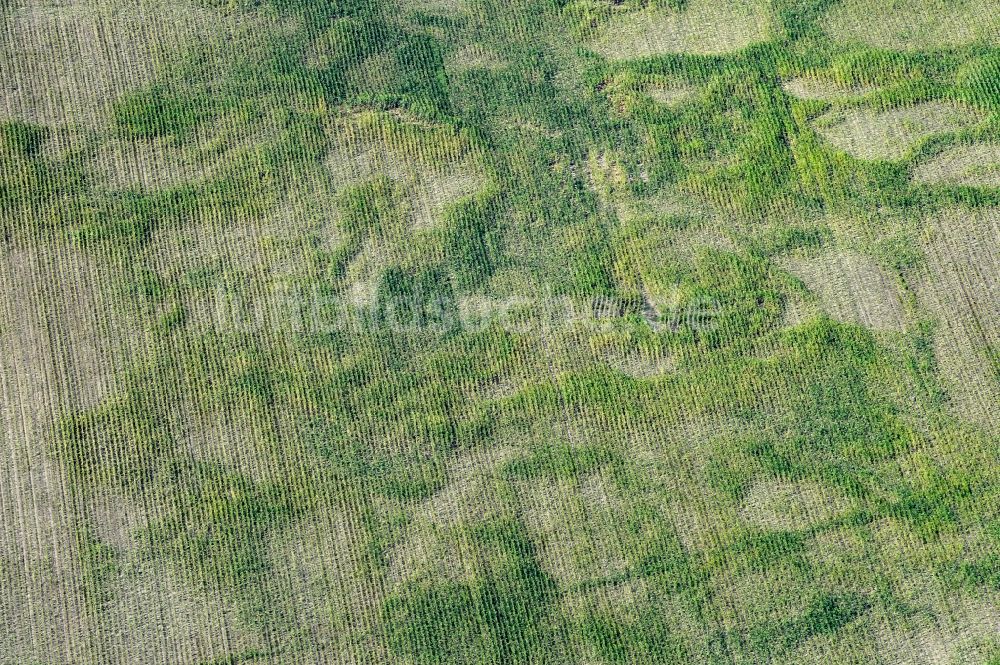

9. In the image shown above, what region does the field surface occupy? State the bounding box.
[1,0,1000,663]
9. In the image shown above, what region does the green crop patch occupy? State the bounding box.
[113,85,205,139]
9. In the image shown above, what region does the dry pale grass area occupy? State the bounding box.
[914,207,1000,433]
[398,0,467,16]
[266,506,387,662]
[0,0,233,128]
[812,102,983,161]
[444,44,506,75]
[779,249,908,332]
[739,479,851,531]
[781,77,872,102]
[645,82,698,107]
[519,471,630,586]
[384,447,518,586]
[0,242,143,663]
[913,143,1000,188]
[822,0,1000,51]
[588,0,773,60]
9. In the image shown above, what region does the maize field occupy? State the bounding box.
[1,0,999,662]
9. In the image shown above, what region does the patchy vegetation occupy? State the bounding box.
[811,102,983,161]
[2,0,1000,663]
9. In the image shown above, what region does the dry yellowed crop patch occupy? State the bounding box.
[601,349,676,379]
[879,599,1000,665]
[0,0,233,128]
[0,240,151,468]
[144,162,347,340]
[266,506,385,661]
[740,479,851,531]
[812,102,983,161]
[560,578,654,624]
[781,76,872,102]
[399,0,467,17]
[914,207,1000,433]
[780,290,824,329]
[0,547,91,663]
[93,562,262,664]
[384,447,518,586]
[445,44,506,75]
[87,105,298,191]
[342,235,416,310]
[822,0,1000,51]
[0,241,146,664]
[712,562,817,633]
[779,250,907,332]
[645,82,698,107]
[561,578,704,661]
[88,136,206,190]
[862,518,1000,665]
[587,0,773,60]
[148,221,293,333]
[409,167,484,230]
[913,143,1000,188]
[519,472,629,586]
